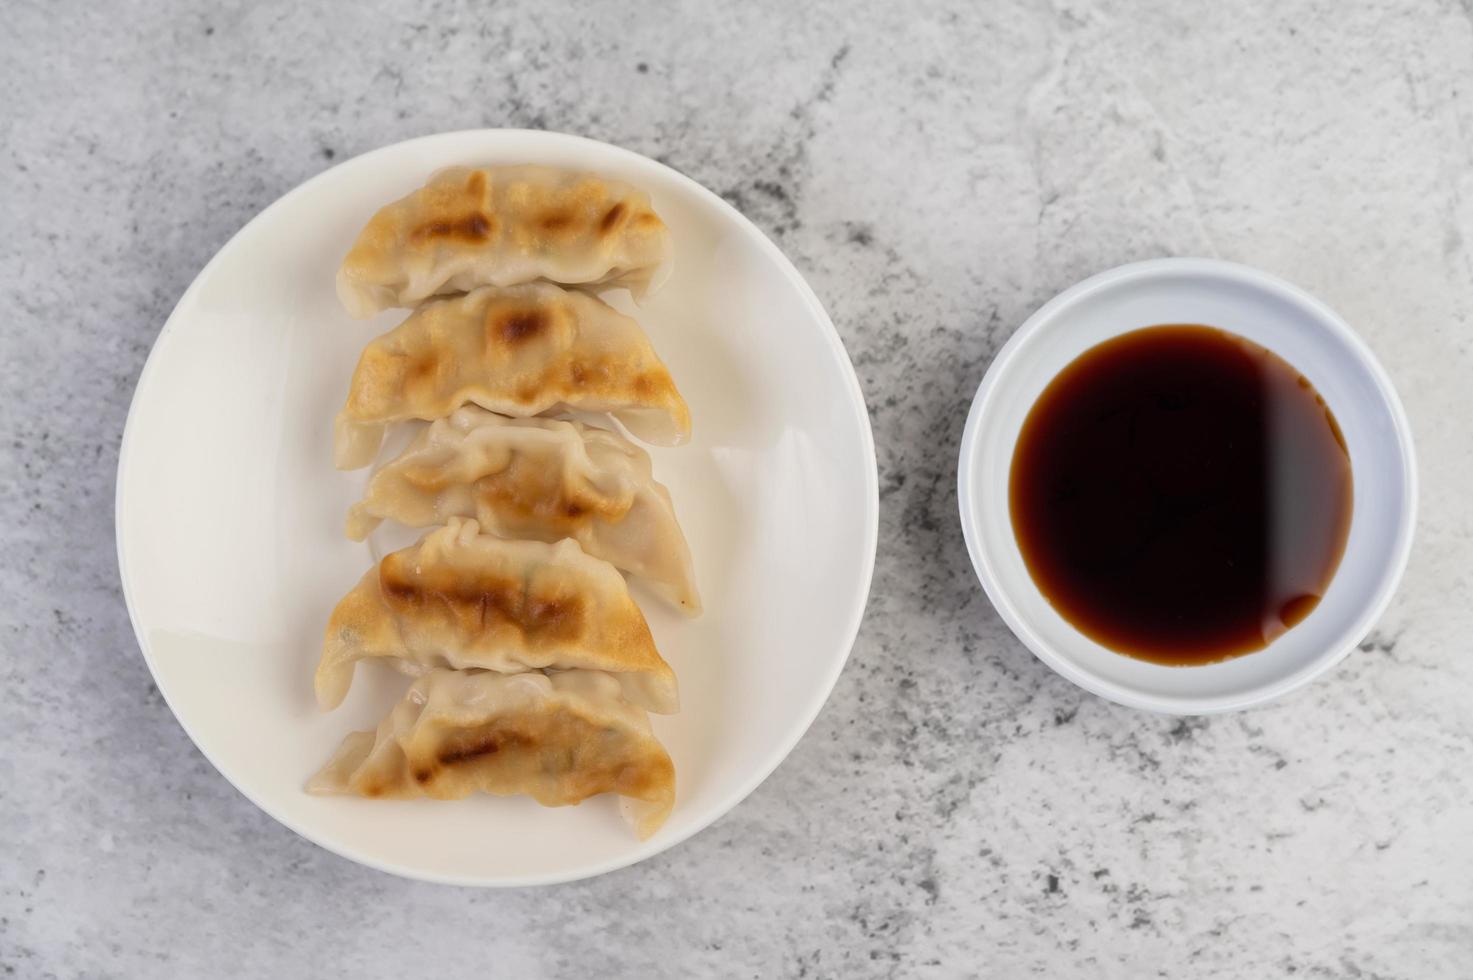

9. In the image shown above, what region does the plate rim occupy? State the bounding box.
[114,128,879,886]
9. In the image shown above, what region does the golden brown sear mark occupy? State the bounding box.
[538,209,574,232]
[436,728,532,767]
[599,202,627,234]
[464,171,487,197]
[401,714,670,802]
[380,558,583,638]
[568,360,615,387]
[412,212,494,243]
[406,351,440,385]
[472,470,626,527]
[495,308,547,344]
[633,371,669,398]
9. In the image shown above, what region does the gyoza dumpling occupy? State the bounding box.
[336,165,672,318]
[346,407,701,615]
[307,668,676,839]
[315,518,678,714]
[334,282,690,469]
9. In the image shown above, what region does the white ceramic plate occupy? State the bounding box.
[958,259,1415,714]
[116,130,878,886]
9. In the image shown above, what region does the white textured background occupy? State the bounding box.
[3,0,1471,976]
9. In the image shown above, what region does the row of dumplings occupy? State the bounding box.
[306,166,698,839]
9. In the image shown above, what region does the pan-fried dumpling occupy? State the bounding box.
[336,165,672,318]
[308,668,676,839]
[315,518,678,714]
[346,407,701,615]
[334,282,690,469]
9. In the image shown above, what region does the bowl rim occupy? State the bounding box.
[956,257,1417,715]
[114,128,879,885]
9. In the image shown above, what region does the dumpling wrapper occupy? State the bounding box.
[315,518,678,714]
[333,282,690,469]
[346,407,701,615]
[336,165,672,319]
[307,668,676,840]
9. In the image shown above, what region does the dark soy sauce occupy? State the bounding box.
[1010,325,1353,665]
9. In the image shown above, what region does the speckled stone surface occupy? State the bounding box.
[4,0,1472,976]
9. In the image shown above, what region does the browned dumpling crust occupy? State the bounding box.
[337,165,672,318]
[333,282,690,468]
[346,407,700,614]
[315,519,678,714]
[308,669,676,839]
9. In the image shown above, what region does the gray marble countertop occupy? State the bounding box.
[5,0,1472,976]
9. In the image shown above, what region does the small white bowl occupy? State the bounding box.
[958,258,1416,714]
